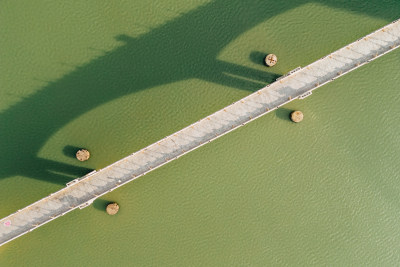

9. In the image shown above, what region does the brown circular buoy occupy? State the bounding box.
[290,111,303,123]
[264,54,277,67]
[76,149,90,161]
[106,203,119,215]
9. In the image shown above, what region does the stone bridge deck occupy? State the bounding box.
[1,19,399,247]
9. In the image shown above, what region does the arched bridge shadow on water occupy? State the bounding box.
[0,0,398,186]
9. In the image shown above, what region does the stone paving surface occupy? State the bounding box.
[1,19,399,247]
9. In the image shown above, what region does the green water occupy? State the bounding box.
[1,0,400,265]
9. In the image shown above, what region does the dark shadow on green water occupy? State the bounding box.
[63,145,85,159]
[92,199,111,212]
[249,51,269,66]
[0,0,398,187]
[275,107,293,122]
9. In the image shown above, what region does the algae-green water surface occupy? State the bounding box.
[1,0,400,265]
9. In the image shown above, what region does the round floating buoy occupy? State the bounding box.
[290,111,303,123]
[76,149,90,161]
[106,202,120,215]
[264,54,277,67]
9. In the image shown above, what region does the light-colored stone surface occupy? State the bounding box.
[106,203,119,215]
[265,54,277,66]
[291,111,303,122]
[76,149,90,161]
[1,19,400,247]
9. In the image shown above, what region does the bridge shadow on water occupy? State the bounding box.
[0,0,398,187]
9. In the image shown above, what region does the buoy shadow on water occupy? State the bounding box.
[274,107,293,122]
[92,198,110,211]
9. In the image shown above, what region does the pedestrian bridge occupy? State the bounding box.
[1,19,399,247]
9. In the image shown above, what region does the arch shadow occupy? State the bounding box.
[0,0,398,186]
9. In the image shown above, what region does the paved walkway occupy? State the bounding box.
[1,19,399,247]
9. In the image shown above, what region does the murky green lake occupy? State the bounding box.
[1,0,400,266]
